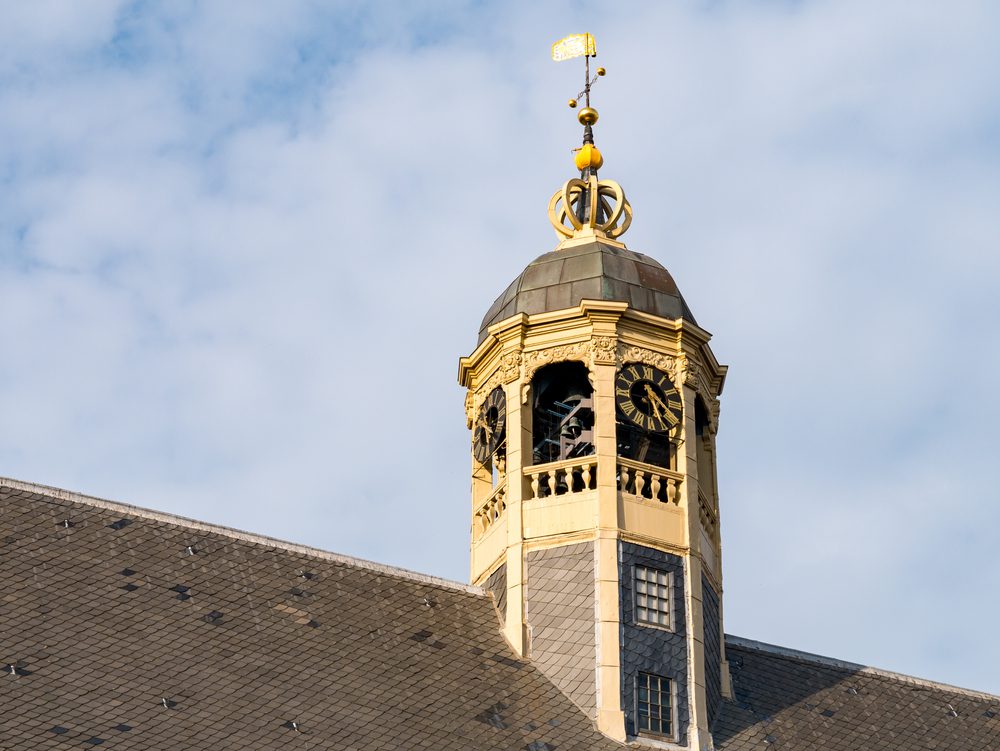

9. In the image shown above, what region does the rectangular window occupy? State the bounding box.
[635,565,672,628]
[636,672,673,737]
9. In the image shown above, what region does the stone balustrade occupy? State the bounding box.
[525,457,598,499]
[617,457,683,504]
[698,485,718,531]
[474,481,507,538]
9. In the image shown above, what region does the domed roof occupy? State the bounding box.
[478,240,696,343]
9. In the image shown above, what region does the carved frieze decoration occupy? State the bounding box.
[474,367,504,408]
[616,346,717,412]
[522,342,590,383]
[591,335,617,365]
[520,342,591,403]
[617,344,681,389]
[500,351,522,384]
[675,354,698,386]
[470,349,524,415]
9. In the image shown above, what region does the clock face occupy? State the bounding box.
[615,363,682,433]
[473,386,507,464]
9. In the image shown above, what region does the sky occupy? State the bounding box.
[1,0,999,696]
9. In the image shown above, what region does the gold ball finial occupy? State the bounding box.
[577,107,599,126]
[596,67,606,76]
[568,98,577,109]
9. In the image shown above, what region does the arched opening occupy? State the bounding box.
[531,361,595,465]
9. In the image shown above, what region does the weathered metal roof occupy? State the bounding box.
[478,240,696,344]
[1,477,997,750]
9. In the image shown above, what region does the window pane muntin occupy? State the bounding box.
[636,673,673,738]
[634,565,671,629]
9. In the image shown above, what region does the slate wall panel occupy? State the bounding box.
[484,562,507,622]
[703,575,722,730]
[619,542,689,745]
[525,542,597,716]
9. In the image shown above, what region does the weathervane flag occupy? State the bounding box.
[551,33,596,61]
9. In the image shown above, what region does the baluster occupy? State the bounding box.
[635,470,646,498]
[547,471,557,497]
[651,473,661,501]
[620,465,630,493]
[530,473,540,499]
[581,462,592,489]
[666,478,678,504]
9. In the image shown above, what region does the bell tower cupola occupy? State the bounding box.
[459,35,729,749]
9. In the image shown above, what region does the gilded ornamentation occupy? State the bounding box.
[547,174,632,241]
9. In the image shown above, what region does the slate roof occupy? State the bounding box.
[0,479,620,751]
[1,476,998,750]
[717,638,1000,750]
[478,241,695,343]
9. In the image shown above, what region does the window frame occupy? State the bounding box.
[632,564,674,632]
[634,672,677,741]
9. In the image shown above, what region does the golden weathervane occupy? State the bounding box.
[547,33,632,242]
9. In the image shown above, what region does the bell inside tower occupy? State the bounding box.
[531,361,595,465]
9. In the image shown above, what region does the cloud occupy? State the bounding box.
[0,0,998,693]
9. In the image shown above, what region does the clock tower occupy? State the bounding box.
[459,39,730,749]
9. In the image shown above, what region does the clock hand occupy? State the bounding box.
[643,384,666,419]
[476,417,494,439]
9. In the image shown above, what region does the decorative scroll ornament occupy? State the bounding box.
[675,354,699,387]
[617,344,679,388]
[521,342,592,402]
[500,351,522,384]
[471,350,522,413]
[465,389,475,428]
[591,335,617,364]
[708,398,721,435]
[475,367,505,409]
[548,174,632,241]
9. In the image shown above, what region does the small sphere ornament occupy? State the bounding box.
[568,98,578,109]
[577,107,599,126]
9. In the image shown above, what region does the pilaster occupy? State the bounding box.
[678,377,711,749]
[499,332,527,655]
